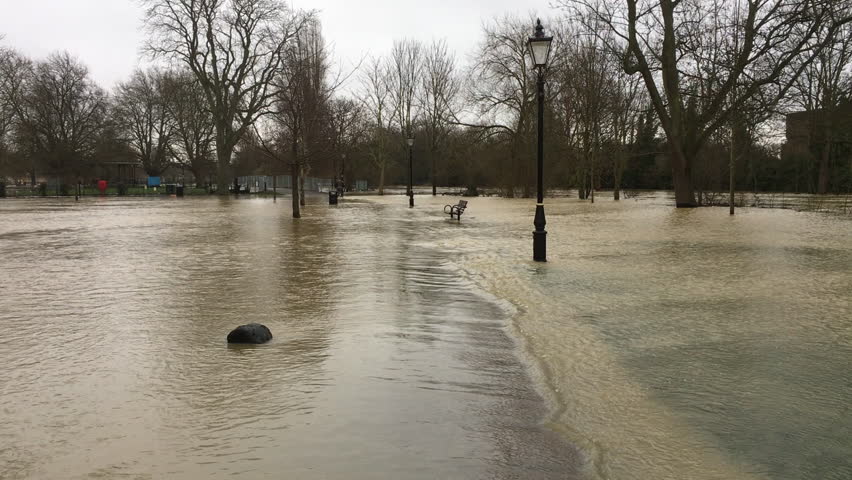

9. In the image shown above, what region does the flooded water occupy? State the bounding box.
[0,195,578,479]
[1,193,850,480]
[445,193,852,480]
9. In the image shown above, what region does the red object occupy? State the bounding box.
[97,180,107,194]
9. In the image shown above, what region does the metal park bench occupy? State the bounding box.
[444,200,468,220]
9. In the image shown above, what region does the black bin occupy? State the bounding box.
[328,191,338,205]
[176,185,185,197]
[0,183,5,198]
[166,184,176,195]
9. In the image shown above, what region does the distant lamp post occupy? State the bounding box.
[407,136,415,208]
[528,19,553,262]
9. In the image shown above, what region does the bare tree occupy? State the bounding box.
[142,0,312,194]
[163,71,217,187]
[114,69,175,178]
[562,0,852,207]
[360,55,397,195]
[0,46,18,181]
[271,17,333,214]
[390,38,424,157]
[467,15,563,197]
[421,40,461,195]
[0,49,33,182]
[327,97,365,189]
[14,52,107,185]
[565,33,614,202]
[788,22,852,194]
[610,65,644,200]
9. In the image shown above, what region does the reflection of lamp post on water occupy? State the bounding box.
[407,137,414,208]
[528,19,553,262]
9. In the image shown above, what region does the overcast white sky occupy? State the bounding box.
[0,0,558,89]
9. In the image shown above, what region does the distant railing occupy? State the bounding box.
[238,175,332,192]
[237,176,369,193]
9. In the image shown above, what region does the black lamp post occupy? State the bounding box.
[407,137,414,208]
[529,19,553,262]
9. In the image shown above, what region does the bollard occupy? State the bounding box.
[328,190,338,205]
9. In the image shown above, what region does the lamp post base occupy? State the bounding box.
[533,229,547,262]
[533,204,547,262]
[409,195,414,208]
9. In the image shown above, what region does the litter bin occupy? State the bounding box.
[0,183,5,198]
[176,185,185,197]
[166,184,176,195]
[117,184,128,196]
[328,190,338,205]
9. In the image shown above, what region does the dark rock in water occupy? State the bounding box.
[227,323,273,344]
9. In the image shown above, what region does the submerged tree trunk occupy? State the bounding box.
[614,150,624,201]
[291,162,301,218]
[729,132,736,215]
[590,167,595,204]
[670,145,697,207]
[299,166,306,207]
[432,152,437,196]
[378,160,385,195]
[216,145,230,195]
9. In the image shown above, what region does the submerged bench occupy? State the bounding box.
[443,200,468,220]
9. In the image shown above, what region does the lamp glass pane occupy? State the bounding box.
[530,40,551,66]
[407,138,414,147]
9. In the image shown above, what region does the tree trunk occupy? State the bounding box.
[299,167,306,207]
[729,133,736,215]
[378,160,385,195]
[614,152,624,201]
[670,147,697,207]
[291,163,301,218]
[216,145,230,195]
[614,164,621,200]
[522,145,531,198]
[432,152,437,196]
[590,167,595,204]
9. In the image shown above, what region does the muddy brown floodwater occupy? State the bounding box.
[0,195,579,480]
[2,193,851,480]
